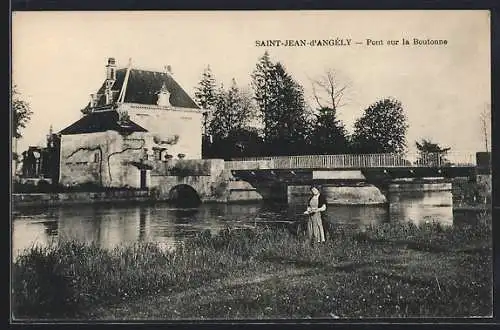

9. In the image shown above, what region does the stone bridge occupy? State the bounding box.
[221,152,479,204]
[146,152,483,205]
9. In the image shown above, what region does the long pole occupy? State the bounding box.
[117,58,132,103]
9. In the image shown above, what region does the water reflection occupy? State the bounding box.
[138,207,147,241]
[13,190,457,259]
[13,217,53,257]
[389,191,453,226]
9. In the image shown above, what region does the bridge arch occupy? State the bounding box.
[168,184,201,207]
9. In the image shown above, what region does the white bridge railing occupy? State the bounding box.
[224,152,477,170]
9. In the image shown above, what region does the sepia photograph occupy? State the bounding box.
[11,10,492,321]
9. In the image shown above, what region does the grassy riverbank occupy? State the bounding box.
[12,216,492,320]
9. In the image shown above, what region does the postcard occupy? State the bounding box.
[11,10,492,321]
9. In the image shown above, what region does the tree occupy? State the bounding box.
[251,51,276,142]
[206,79,259,159]
[194,65,217,110]
[415,139,451,166]
[208,79,255,139]
[12,85,33,139]
[310,107,350,154]
[480,103,491,152]
[308,69,353,155]
[310,69,352,113]
[351,98,408,153]
[251,53,312,155]
[415,139,451,154]
[194,65,218,137]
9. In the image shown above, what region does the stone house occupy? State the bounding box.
[58,58,204,189]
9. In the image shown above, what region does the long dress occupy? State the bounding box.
[308,195,326,243]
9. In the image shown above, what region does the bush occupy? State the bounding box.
[452,179,491,205]
[13,241,175,318]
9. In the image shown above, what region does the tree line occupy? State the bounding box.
[14,51,485,163]
[196,51,409,160]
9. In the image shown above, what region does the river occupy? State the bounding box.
[12,190,479,259]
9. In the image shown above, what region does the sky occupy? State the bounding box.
[12,10,491,158]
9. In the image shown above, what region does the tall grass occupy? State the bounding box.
[12,219,491,319]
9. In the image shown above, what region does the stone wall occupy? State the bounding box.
[12,190,150,208]
[149,159,230,202]
[147,159,264,203]
[59,131,147,188]
[59,132,109,186]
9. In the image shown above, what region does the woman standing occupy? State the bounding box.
[303,185,327,243]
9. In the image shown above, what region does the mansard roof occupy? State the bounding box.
[86,68,200,110]
[59,110,148,135]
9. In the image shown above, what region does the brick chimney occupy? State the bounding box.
[105,57,117,104]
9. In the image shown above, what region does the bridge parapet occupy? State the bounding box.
[223,159,275,170]
[225,152,476,170]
